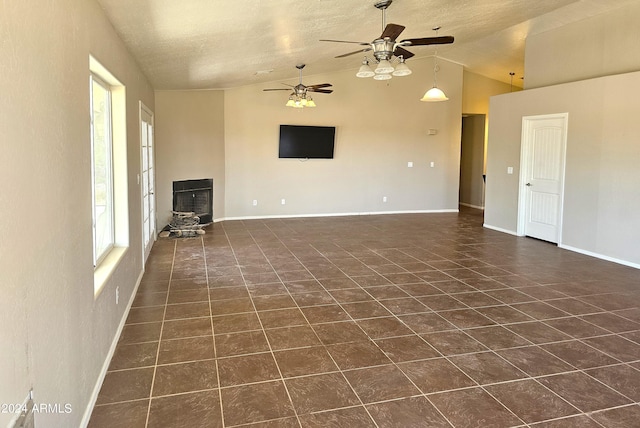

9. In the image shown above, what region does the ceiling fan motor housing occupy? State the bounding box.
[372,39,395,61]
[293,84,307,97]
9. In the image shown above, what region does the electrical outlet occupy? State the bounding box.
[252,199,258,206]
[281,199,286,205]
[430,162,435,168]
[407,162,413,168]
[115,286,119,305]
[507,167,514,174]
[383,196,387,203]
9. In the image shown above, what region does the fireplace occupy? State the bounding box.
[172,179,213,224]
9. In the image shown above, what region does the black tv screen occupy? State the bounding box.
[279,125,336,159]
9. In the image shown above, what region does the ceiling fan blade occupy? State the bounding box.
[380,23,405,40]
[263,88,292,92]
[320,39,370,46]
[308,89,333,94]
[335,48,372,58]
[400,35,454,46]
[307,83,332,89]
[393,46,415,60]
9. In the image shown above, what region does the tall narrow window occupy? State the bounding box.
[90,75,114,265]
[89,56,129,295]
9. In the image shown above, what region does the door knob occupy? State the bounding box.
[526,183,532,186]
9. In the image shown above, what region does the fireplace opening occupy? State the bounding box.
[172,178,213,224]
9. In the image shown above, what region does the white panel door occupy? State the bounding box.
[519,114,568,243]
[140,104,156,263]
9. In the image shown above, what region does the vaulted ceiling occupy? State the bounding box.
[94,0,633,90]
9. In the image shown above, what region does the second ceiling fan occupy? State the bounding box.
[321,0,454,80]
[263,64,333,108]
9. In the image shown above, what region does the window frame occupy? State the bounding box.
[90,73,116,267]
[90,55,130,297]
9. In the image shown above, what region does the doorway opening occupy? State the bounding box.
[140,103,156,265]
[459,114,486,217]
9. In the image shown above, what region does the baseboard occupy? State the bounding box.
[80,268,145,428]
[459,202,485,210]
[482,223,519,236]
[558,244,640,270]
[481,226,639,269]
[220,209,459,222]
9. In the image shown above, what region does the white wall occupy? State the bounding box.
[0,1,154,426]
[485,70,640,266]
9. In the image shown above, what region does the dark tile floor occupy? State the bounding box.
[89,209,640,427]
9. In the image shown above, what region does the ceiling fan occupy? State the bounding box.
[320,0,454,80]
[263,64,333,108]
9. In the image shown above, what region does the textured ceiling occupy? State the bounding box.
[94,0,633,90]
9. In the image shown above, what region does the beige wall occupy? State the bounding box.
[222,57,463,218]
[485,2,640,267]
[459,71,514,209]
[0,1,154,426]
[524,2,640,89]
[155,58,465,220]
[155,90,226,226]
[485,70,640,266]
[153,67,521,222]
[462,70,515,114]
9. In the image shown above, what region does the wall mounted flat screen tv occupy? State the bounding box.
[279,125,336,159]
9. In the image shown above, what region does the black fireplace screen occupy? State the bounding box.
[172,179,213,224]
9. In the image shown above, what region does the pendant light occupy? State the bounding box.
[420,27,448,102]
